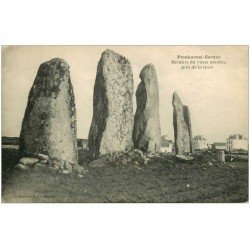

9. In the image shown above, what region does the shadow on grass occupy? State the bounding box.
[1,147,248,203]
[1,148,20,192]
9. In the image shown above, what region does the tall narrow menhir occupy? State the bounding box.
[183,105,193,153]
[19,58,78,164]
[88,49,134,158]
[133,64,161,153]
[172,92,191,155]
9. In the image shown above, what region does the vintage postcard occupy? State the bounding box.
[1,45,248,203]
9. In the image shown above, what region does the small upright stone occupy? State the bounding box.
[88,49,134,158]
[19,58,78,164]
[172,92,190,154]
[183,105,193,153]
[133,64,161,153]
[217,150,225,163]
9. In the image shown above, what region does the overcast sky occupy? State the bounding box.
[2,46,248,143]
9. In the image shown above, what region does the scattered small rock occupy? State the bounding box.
[175,155,193,162]
[141,155,149,161]
[15,163,30,171]
[146,153,155,158]
[34,163,46,169]
[121,159,127,166]
[65,162,73,171]
[52,165,60,170]
[38,154,49,161]
[40,159,48,164]
[133,149,143,156]
[62,170,70,174]
[53,160,63,169]
[186,184,190,188]
[77,174,84,178]
[88,157,108,168]
[74,165,85,174]
[128,151,134,157]
[20,157,38,166]
[49,166,59,172]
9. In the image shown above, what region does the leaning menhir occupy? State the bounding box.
[19,58,78,165]
[172,92,190,154]
[88,49,134,158]
[183,105,193,153]
[133,64,161,153]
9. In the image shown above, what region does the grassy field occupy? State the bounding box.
[1,148,248,203]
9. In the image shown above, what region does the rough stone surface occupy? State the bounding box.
[172,92,190,154]
[182,105,193,153]
[88,49,134,158]
[19,58,78,164]
[133,64,161,153]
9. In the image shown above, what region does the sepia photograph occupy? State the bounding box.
[1,1,250,250]
[1,45,248,203]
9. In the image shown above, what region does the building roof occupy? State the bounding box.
[193,135,207,140]
[213,142,226,146]
[227,134,247,140]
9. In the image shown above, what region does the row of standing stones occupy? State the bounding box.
[17,49,193,174]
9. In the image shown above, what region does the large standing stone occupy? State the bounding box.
[172,92,190,154]
[183,105,193,153]
[88,49,134,158]
[19,58,78,164]
[133,64,161,153]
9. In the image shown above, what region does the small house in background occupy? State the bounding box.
[160,135,174,153]
[212,142,227,150]
[226,134,248,152]
[192,135,208,151]
[77,139,88,149]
